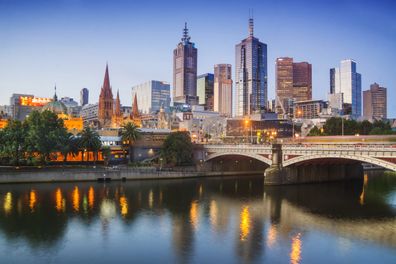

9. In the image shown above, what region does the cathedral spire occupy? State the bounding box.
[103,63,111,91]
[115,89,121,117]
[131,93,139,119]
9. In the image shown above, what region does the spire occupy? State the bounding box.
[131,93,139,118]
[115,89,121,117]
[53,84,58,101]
[181,22,191,44]
[103,63,111,91]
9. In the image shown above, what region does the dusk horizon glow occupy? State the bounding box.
[1,0,395,116]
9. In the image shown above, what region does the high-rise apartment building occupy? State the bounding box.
[131,81,171,114]
[235,18,267,117]
[214,64,232,117]
[197,73,214,111]
[363,83,387,120]
[275,57,312,115]
[173,23,198,106]
[80,88,89,106]
[330,59,362,118]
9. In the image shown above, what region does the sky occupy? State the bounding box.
[0,0,395,116]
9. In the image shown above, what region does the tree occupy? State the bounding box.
[121,122,141,162]
[101,146,112,166]
[78,127,102,163]
[359,120,373,135]
[307,126,323,136]
[0,119,27,165]
[59,134,80,163]
[160,131,193,166]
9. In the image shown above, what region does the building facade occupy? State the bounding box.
[80,88,89,106]
[330,59,362,118]
[173,23,198,105]
[293,100,327,119]
[235,18,267,117]
[9,93,52,120]
[197,73,214,111]
[98,64,114,128]
[131,80,171,114]
[214,64,232,117]
[363,83,387,121]
[275,57,312,115]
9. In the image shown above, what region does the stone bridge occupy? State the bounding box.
[202,143,396,184]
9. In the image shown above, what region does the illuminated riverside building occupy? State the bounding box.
[10,93,52,120]
[131,81,171,114]
[214,64,232,117]
[173,23,198,106]
[363,83,387,121]
[330,59,362,118]
[235,18,267,117]
[41,88,83,134]
[197,73,214,111]
[275,57,312,115]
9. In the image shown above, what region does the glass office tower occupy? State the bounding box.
[235,18,267,117]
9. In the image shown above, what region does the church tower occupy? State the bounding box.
[112,89,124,128]
[98,64,114,128]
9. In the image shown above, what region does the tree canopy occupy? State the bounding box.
[160,132,193,166]
[308,117,395,136]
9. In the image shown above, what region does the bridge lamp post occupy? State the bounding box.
[244,119,252,144]
[293,110,302,139]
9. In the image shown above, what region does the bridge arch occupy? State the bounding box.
[283,153,396,172]
[205,152,272,166]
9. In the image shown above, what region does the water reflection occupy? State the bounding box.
[290,233,302,264]
[0,172,395,263]
[29,189,37,212]
[3,192,12,215]
[71,186,80,212]
[239,205,251,241]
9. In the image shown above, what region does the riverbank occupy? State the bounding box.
[0,166,262,184]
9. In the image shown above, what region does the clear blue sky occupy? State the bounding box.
[0,0,395,116]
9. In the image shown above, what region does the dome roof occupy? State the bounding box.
[41,86,67,114]
[42,100,67,114]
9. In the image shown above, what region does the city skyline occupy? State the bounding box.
[0,0,395,116]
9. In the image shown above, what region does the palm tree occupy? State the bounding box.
[59,134,80,163]
[78,127,102,163]
[121,122,141,163]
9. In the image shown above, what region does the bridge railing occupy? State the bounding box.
[283,144,396,151]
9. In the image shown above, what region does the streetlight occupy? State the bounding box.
[244,119,252,144]
[292,109,302,139]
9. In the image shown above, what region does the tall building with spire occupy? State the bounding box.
[235,17,267,117]
[112,89,123,127]
[173,23,198,106]
[98,64,114,128]
[130,93,142,127]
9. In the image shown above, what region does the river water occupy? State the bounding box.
[0,171,395,263]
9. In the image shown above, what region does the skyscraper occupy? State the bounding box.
[214,64,232,117]
[98,64,114,128]
[330,68,336,94]
[332,59,362,118]
[235,18,267,117]
[131,80,171,114]
[275,57,312,115]
[363,83,387,121]
[173,23,198,106]
[197,73,214,111]
[80,88,89,106]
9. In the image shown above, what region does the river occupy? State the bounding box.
[0,171,395,263]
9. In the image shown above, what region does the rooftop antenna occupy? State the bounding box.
[249,9,254,37]
[181,22,191,43]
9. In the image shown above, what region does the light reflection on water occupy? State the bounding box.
[0,171,395,263]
